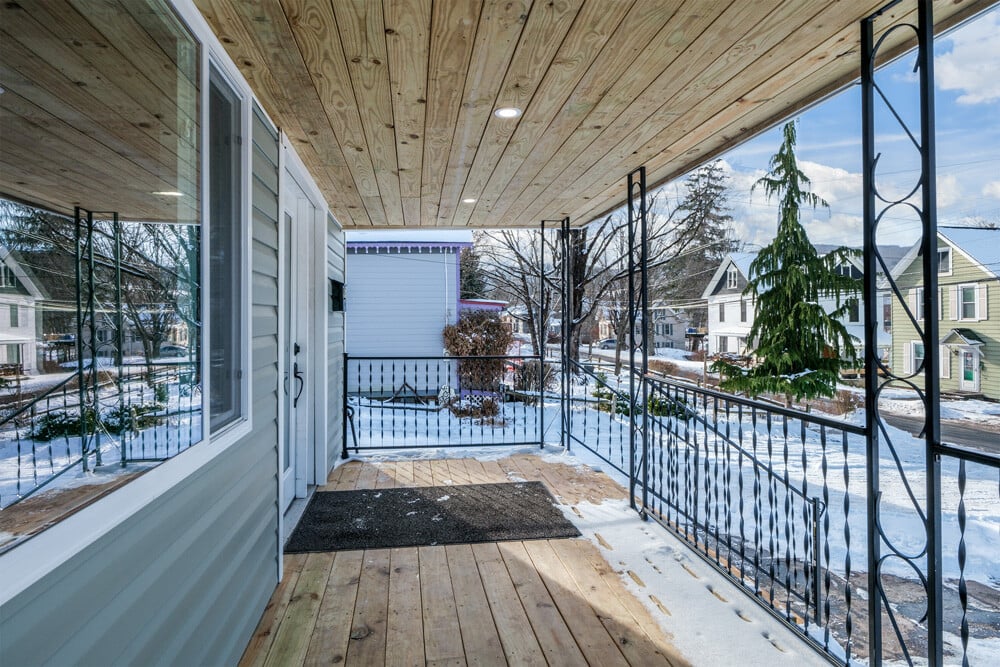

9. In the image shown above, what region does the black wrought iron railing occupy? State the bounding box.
[641,376,864,662]
[343,355,551,453]
[566,360,868,664]
[0,361,202,509]
[929,444,999,667]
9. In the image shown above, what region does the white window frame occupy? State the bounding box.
[905,340,925,374]
[937,247,952,275]
[726,267,738,289]
[9,303,18,328]
[939,345,950,379]
[955,283,982,322]
[718,302,725,323]
[205,63,253,437]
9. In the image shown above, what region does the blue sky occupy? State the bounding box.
[699,6,1000,250]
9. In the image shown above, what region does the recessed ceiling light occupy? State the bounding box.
[493,107,522,119]
[462,198,477,203]
[152,191,184,197]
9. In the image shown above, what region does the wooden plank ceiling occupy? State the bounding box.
[0,0,200,224]
[0,1,992,226]
[198,0,991,229]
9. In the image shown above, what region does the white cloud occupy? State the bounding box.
[983,181,1000,200]
[799,160,862,206]
[936,10,1000,104]
[937,173,961,208]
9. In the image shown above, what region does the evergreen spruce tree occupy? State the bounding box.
[459,246,487,299]
[713,122,860,403]
[659,160,739,328]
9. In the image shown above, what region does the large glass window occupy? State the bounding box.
[0,0,202,540]
[208,70,243,433]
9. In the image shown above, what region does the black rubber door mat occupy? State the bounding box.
[284,481,580,553]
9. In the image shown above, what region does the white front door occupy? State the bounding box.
[960,349,980,392]
[280,176,316,512]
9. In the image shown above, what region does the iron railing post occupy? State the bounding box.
[862,2,942,662]
[342,352,350,459]
[916,1,943,661]
[539,220,546,449]
[860,15,882,661]
[811,496,822,625]
[74,207,88,472]
[560,217,572,452]
[626,190,637,509]
[114,213,125,467]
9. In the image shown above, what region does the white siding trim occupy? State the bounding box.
[940,345,950,379]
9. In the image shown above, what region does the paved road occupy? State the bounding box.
[882,413,999,455]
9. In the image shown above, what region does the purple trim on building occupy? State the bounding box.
[459,299,506,313]
[346,241,472,253]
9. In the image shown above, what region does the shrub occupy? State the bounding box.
[513,361,556,396]
[648,359,678,376]
[443,311,514,392]
[153,383,169,405]
[102,404,165,434]
[31,409,98,441]
[831,389,863,415]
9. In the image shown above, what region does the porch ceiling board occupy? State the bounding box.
[2,1,990,226]
[199,0,995,229]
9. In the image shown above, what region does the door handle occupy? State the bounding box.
[293,362,305,408]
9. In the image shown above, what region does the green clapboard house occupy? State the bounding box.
[891,227,1000,400]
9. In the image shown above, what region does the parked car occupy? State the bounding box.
[598,338,617,349]
[158,344,188,357]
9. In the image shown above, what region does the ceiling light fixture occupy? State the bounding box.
[152,191,184,197]
[493,107,522,119]
[462,198,477,203]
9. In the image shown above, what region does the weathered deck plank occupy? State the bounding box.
[246,455,686,665]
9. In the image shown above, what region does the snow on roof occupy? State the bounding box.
[346,230,473,245]
[938,227,1000,278]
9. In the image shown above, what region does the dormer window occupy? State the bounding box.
[0,265,16,287]
[726,267,738,289]
[938,248,951,274]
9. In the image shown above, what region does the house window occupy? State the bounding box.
[882,294,892,333]
[9,304,18,328]
[960,285,977,320]
[912,341,925,373]
[938,248,951,274]
[847,298,859,323]
[727,267,738,289]
[718,336,728,353]
[740,299,747,322]
[0,265,15,288]
[6,344,20,364]
[911,287,924,321]
[718,303,725,322]
[665,323,673,336]
[208,68,245,433]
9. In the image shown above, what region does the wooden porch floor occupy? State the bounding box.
[241,455,690,666]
